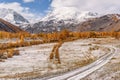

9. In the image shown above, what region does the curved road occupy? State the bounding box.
[42,45,117,80]
[39,45,117,80]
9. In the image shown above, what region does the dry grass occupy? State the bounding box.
[7,52,13,58]
[13,50,20,55]
[0,49,20,61]
[89,45,99,51]
[49,42,63,64]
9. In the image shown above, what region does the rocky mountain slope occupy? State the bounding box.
[1,7,119,33]
[0,18,24,33]
[25,13,120,33]
[0,8,29,26]
[25,7,98,33]
[75,14,120,32]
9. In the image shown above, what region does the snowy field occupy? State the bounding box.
[0,38,116,80]
[0,38,42,43]
[81,38,120,80]
[0,38,19,43]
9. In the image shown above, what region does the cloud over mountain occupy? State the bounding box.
[51,0,120,14]
[0,2,41,22]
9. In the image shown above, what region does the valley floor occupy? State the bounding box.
[81,38,120,80]
[0,38,119,80]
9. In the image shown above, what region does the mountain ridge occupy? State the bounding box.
[25,7,98,33]
[0,18,24,33]
[0,8,29,27]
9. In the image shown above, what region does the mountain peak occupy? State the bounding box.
[0,8,29,26]
[42,7,98,23]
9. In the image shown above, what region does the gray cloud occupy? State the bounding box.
[23,0,34,3]
[0,2,42,22]
[51,0,120,14]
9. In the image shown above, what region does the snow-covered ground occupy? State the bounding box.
[0,38,19,43]
[0,38,42,43]
[0,43,55,77]
[46,45,116,80]
[81,38,120,80]
[0,38,115,80]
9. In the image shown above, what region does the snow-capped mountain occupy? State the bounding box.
[25,7,98,33]
[42,7,98,23]
[0,8,29,26]
[75,14,120,32]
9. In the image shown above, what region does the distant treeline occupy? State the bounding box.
[0,30,120,50]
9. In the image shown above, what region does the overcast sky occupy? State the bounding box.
[51,0,120,13]
[0,0,119,21]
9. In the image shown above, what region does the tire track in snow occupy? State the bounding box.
[46,45,117,80]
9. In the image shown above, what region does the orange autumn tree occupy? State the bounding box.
[58,29,70,41]
[49,41,63,64]
[20,35,24,43]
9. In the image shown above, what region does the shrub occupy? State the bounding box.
[1,52,8,59]
[49,41,63,64]
[7,49,14,58]
[0,50,6,59]
[13,50,20,55]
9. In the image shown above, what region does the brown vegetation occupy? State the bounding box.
[0,30,120,50]
[49,42,63,64]
[0,49,20,62]
[0,30,120,62]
